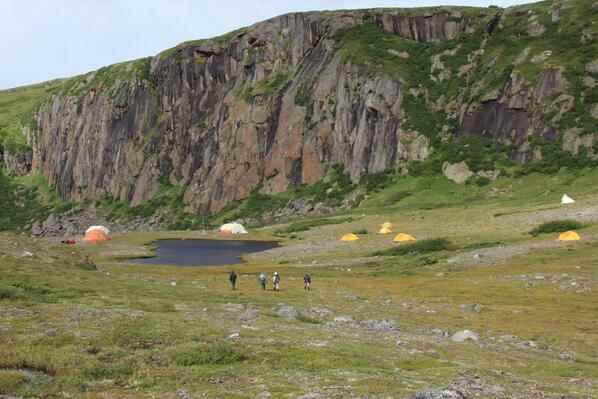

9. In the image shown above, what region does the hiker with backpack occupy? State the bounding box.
[273,272,281,291]
[304,274,312,291]
[229,270,238,290]
[258,272,267,290]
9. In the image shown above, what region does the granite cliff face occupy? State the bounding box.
[8,0,598,214]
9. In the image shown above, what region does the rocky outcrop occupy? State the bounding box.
[32,10,466,214]
[442,161,474,184]
[2,148,32,176]
[20,1,597,215]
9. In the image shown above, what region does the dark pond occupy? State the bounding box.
[131,239,279,267]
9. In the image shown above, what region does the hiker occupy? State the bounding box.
[229,271,238,290]
[273,272,280,291]
[304,274,311,291]
[258,272,267,290]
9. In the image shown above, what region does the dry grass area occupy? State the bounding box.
[1,172,598,398]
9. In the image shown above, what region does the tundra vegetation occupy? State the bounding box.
[1,0,598,397]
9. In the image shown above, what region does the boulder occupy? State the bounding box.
[442,162,474,184]
[451,330,479,342]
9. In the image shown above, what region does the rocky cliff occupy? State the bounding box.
[3,0,597,215]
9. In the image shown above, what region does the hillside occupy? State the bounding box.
[0,0,597,229]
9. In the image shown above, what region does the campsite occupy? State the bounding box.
[2,168,598,398]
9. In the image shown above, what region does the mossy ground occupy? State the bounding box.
[1,170,597,398]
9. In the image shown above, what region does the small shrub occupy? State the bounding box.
[0,284,21,300]
[174,342,245,366]
[82,361,135,380]
[373,239,451,256]
[0,370,27,394]
[353,228,368,235]
[530,220,583,236]
[462,241,504,250]
[109,319,164,350]
[360,171,395,192]
[296,313,322,324]
[467,176,491,187]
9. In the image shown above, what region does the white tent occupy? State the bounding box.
[219,222,248,235]
[561,194,575,205]
[86,225,110,235]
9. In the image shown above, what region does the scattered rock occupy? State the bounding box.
[476,169,501,181]
[498,334,518,342]
[176,389,192,399]
[45,329,58,337]
[559,351,576,362]
[224,303,245,312]
[531,50,552,64]
[297,393,325,399]
[333,315,354,323]
[451,330,479,343]
[409,389,465,399]
[227,332,240,340]
[275,304,298,319]
[586,59,598,74]
[387,49,410,59]
[239,307,260,323]
[430,328,450,338]
[460,304,482,313]
[304,306,333,320]
[360,319,399,331]
[516,340,538,350]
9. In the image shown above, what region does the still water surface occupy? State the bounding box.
[131,239,278,266]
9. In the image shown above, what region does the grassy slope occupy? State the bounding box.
[1,169,597,397]
[0,171,71,231]
[0,81,63,152]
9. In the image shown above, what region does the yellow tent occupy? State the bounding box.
[558,231,580,241]
[381,222,393,229]
[393,233,416,243]
[378,226,393,234]
[341,233,360,242]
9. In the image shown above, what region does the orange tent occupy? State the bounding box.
[84,226,110,244]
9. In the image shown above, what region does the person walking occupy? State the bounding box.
[229,270,238,290]
[258,272,267,290]
[273,272,281,291]
[304,274,312,291]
